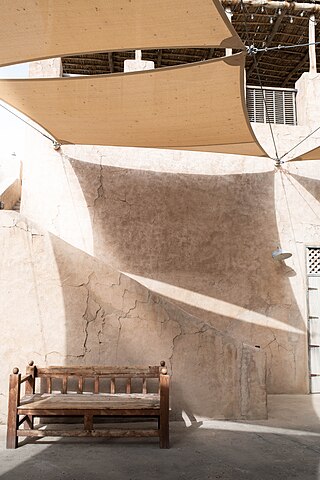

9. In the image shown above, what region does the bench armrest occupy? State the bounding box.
[20,374,32,384]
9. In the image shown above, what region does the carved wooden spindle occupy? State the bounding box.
[142,377,147,394]
[25,361,36,430]
[126,378,131,394]
[94,376,99,394]
[78,377,84,394]
[47,377,52,394]
[62,376,68,394]
[111,377,116,394]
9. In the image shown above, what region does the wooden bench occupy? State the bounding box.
[7,361,170,449]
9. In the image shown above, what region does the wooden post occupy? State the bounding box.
[6,367,21,449]
[309,14,317,74]
[159,361,170,449]
[25,361,35,395]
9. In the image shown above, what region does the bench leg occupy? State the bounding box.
[159,414,169,449]
[159,372,170,448]
[7,371,20,449]
[6,412,18,449]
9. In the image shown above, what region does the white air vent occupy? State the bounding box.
[246,86,297,125]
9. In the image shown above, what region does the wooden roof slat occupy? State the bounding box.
[283,51,309,86]
[247,7,286,79]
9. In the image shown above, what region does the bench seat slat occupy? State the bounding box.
[17,393,160,413]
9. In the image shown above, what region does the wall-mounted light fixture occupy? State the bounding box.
[272,247,292,261]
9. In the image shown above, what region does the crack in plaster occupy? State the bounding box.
[75,272,102,357]
[168,322,183,374]
[262,332,294,354]
[61,271,95,288]
[115,191,133,207]
[262,330,296,384]
[83,300,102,356]
[44,351,84,361]
[44,351,91,362]
[94,273,122,289]
[51,204,61,232]
[115,292,139,360]
[194,326,210,355]
[1,220,43,236]
[97,311,109,345]
[162,297,228,340]
[93,159,105,220]
[44,351,62,363]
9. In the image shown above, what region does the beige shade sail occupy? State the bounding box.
[0,52,266,156]
[0,0,243,68]
[288,145,320,162]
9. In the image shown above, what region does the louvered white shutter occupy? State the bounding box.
[246,86,297,125]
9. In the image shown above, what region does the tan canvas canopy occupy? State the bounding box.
[0,52,266,156]
[288,145,320,162]
[0,0,243,68]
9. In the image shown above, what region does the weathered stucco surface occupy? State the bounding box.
[296,72,320,129]
[2,59,320,422]
[0,211,266,423]
[20,132,314,397]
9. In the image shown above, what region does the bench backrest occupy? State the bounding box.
[24,362,167,395]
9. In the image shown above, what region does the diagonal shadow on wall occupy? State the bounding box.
[67,159,306,395]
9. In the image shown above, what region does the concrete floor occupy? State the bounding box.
[0,395,320,480]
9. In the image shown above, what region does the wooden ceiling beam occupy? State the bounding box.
[157,49,163,67]
[203,48,215,60]
[222,0,320,13]
[282,51,309,86]
[108,52,114,73]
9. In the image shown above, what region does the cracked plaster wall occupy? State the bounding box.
[2,60,320,421]
[21,128,312,396]
[20,124,319,398]
[0,211,266,423]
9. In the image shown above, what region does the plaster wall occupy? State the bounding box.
[0,178,20,210]
[0,154,21,209]
[0,211,266,424]
[19,124,316,397]
[296,72,320,128]
[2,59,320,420]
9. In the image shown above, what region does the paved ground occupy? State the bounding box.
[1,395,320,480]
